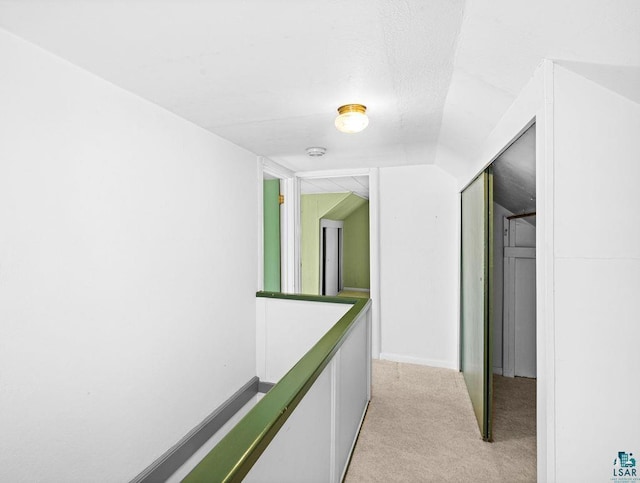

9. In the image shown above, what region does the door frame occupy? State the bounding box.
[457,60,556,480]
[258,156,299,293]
[296,168,381,359]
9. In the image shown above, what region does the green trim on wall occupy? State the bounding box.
[343,202,370,289]
[183,293,370,482]
[263,179,281,292]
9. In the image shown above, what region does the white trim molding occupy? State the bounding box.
[258,156,298,293]
[296,168,372,179]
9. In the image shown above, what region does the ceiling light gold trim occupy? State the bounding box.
[337,104,367,116]
[334,104,369,134]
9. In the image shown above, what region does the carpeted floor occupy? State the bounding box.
[344,360,536,482]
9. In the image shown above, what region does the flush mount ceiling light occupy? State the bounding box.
[334,104,368,134]
[306,146,327,157]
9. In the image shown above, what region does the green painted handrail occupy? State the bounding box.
[183,292,370,482]
[256,290,358,304]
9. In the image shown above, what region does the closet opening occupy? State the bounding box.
[460,123,536,478]
[491,125,537,463]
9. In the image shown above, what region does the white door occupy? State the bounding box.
[503,216,536,378]
[320,219,343,296]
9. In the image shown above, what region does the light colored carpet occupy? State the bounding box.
[344,361,536,482]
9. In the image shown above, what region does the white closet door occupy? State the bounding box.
[503,217,536,378]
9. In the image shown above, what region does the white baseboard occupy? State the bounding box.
[493,367,503,375]
[379,352,458,370]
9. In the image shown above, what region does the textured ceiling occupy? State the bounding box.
[301,176,369,200]
[0,1,638,178]
[0,0,464,172]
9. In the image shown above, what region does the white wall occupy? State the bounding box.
[0,30,258,482]
[553,64,640,482]
[378,165,459,369]
[256,298,351,382]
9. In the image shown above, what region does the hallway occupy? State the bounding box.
[345,361,536,482]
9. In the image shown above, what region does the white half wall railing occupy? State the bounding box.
[183,292,372,482]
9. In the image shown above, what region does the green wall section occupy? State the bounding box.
[301,193,349,294]
[263,179,281,292]
[324,194,366,220]
[301,192,370,294]
[343,202,370,289]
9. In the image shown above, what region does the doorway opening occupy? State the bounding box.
[490,125,536,470]
[319,219,344,296]
[460,124,536,471]
[299,175,370,299]
[297,169,381,358]
[263,173,282,292]
[260,157,297,294]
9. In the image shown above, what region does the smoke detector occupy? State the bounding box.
[306,147,327,157]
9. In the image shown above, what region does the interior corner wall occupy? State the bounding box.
[300,193,349,294]
[343,202,370,289]
[379,165,459,369]
[0,30,258,482]
[553,64,640,482]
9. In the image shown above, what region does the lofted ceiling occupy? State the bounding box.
[0,1,638,178]
[435,0,640,182]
